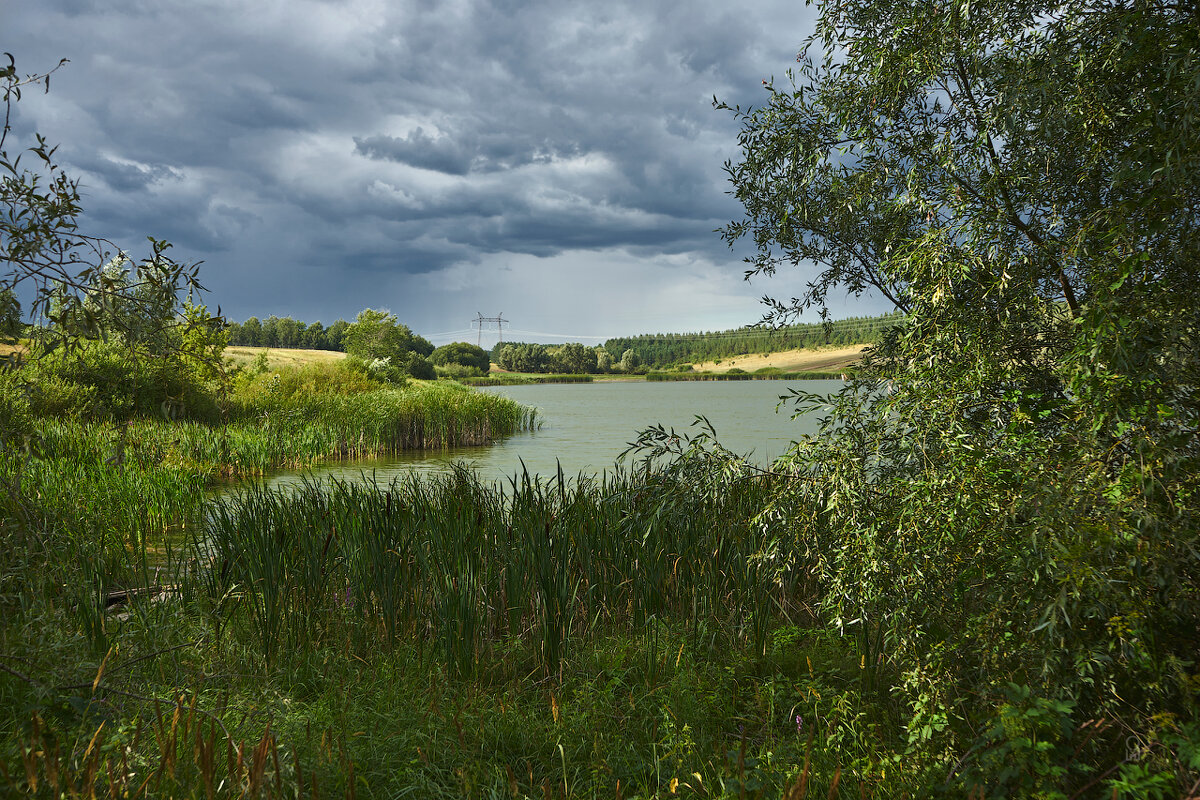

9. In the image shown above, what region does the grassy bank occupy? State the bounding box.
[458,373,593,386]
[646,370,847,381]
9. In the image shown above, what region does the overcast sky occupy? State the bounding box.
[6,0,889,346]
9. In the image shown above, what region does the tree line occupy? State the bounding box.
[492,341,641,374]
[225,315,351,351]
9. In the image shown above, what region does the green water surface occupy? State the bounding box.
[262,379,842,488]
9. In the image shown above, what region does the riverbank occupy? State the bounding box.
[457,373,593,386]
[1,397,893,798]
[646,369,847,381]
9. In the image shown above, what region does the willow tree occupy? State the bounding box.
[1,56,213,352]
[720,0,1198,791]
[2,56,226,425]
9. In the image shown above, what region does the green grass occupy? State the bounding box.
[1,424,912,798]
[1,598,885,798]
[645,370,848,381]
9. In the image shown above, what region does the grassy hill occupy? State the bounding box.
[603,310,902,369]
[689,343,866,374]
[223,346,346,370]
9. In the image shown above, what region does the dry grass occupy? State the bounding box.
[691,344,867,374]
[223,346,346,370]
[0,340,28,357]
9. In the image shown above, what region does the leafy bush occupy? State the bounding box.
[431,341,490,373]
[230,359,384,410]
[0,368,31,443]
[402,352,436,380]
[22,339,219,421]
[435,362,485,378]
[718,0,1200,790]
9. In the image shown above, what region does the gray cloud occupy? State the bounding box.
[4,0,890,334]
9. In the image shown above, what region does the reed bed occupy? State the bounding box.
[197,463,798,675]
[0,380,535,628]
[0,440,207,627]
[25,382,536,482]
[227,381,539,455]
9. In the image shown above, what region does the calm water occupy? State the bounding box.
[261,379,841,489]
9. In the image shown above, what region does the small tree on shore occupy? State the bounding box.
[618,348,640,373]
[431,342,490,373]
[2,56,217,359]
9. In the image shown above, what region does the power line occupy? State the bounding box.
[504,329,610,340]
[424,328,476,339]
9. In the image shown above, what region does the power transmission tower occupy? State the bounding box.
[474,312,508,347]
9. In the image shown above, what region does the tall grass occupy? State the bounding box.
[24,386,535,482]
[228,380,538,454]
[196,460,797,676]
[1,378,536,623]
[0,437,207,630]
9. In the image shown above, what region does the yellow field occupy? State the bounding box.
[223,346,347,370]
[690,344,867,374]
[0,340,28,360]
[5,341,866,375]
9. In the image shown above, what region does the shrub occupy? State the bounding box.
[431,342,490,373]
[23,340,219,422]
[402,353,436,380]
[0,368,32,443]
[435,363,485,378]
[231,359,385,410]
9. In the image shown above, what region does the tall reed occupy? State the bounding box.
[195,459,795,675]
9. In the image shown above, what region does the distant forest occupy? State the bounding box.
[602,311,904,369]
[225,315,351,351]
[224,310,904,368]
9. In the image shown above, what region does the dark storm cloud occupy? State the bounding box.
[4,0,848,331]
[73,155,181,193]
[354,127,578,176]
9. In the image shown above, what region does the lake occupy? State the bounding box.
[261,379,842,489]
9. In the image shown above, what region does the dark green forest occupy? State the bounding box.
[225,314,350,350]
[602,311,902,368]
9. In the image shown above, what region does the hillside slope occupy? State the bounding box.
[223,346,346,370]
[690,344,866,374]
